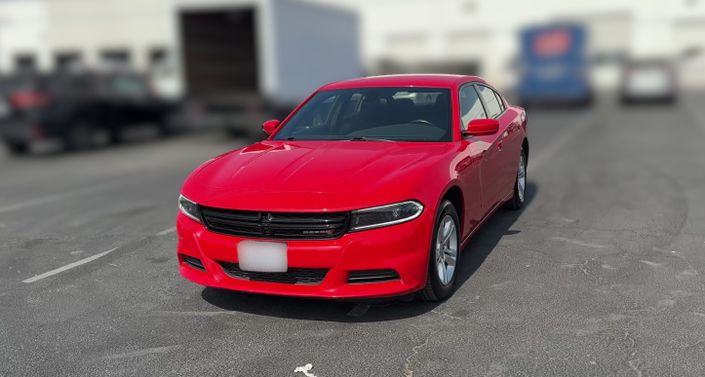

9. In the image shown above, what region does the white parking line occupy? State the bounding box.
[155,226,176,236]
[22,247,118,283]
[101,345,182,360]
[550,236,609,249]
[530,112,596,171]
[0,182,113,214]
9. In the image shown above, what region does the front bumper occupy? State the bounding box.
[620,87,676,102]
[176,210,434,299]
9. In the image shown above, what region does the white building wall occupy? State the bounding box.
[271,0,361,104]
[673,19,705,55]
[308,0,705,88]
[0,0,49,73]
[2,0,704,85]
[45,0,174,70]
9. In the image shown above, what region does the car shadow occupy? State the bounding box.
[201,182,538,322]
[452,182,538,291]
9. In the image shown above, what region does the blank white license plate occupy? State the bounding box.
[237,240,287,272]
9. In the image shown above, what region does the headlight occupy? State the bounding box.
[178,195,202,223]
[349,200,423,232]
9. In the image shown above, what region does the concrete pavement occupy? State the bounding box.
[1,93,705,376]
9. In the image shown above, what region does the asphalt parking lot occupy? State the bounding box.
[2,91,705,377]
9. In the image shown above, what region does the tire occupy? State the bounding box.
[108,128,124,145]
[5,141,29,155]
[420,200,461,301]
[581,92,594,107]
[505,147,527,210]
[157,119,176,137]
[64,121,95,151]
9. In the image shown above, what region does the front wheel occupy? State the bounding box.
[420,200,460,301]
[505,147,527,210]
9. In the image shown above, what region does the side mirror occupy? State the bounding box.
[262,119,281,136]
[464,118,499,136]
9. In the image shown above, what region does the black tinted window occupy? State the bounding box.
[459,85,487,129]
[109,75,148,98]
[274,87,452,142]
[477,85,502,118]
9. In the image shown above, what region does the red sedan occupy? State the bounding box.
[177,75,528,300]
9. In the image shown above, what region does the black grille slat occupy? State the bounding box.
[263,223,341,230]
[268,214,348,224]
[207,219,264,229]
[218,262,327,285]
[204,210,262,221]
[201,207,350,240]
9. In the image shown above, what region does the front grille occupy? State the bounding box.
[201,207,350,240]
[348,269,400,284]
[218,262,328,285]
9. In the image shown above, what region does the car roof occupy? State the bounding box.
[320,74,487,90]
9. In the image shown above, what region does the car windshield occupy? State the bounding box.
[273,87,452,142]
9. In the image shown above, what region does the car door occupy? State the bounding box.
[475,84,513,208]
[492,89,523,199]
[455,84,494,234]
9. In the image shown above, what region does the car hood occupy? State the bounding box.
[184,141,453,211]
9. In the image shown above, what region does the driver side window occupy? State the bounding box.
[459,85,487,130]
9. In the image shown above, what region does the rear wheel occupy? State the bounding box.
[108,128,124,145]
[4,141,29,155]
[505,147,527,210]
[64,121,96,151]
[420,200,460,301]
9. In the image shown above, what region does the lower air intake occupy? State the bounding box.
[347,269,400,284]
[181,255,205,271]
[218,261,327,285]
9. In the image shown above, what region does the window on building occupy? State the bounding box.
[100,49,131,69]
[55,52,83,72]
[148,48,168,67]
[15,54,37,74]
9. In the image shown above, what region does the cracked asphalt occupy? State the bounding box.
[1,91,705,376]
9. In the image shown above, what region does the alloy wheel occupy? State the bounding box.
[517,153,526,202]
[434,215,458,285]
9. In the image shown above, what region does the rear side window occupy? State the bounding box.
[110,75,148,98]
[459,85,487,130]
[494,91,506,112]
[476,85,503,118]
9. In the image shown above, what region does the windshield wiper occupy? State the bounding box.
[347,136,395,142]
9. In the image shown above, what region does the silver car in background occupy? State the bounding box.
[620,59,678,104]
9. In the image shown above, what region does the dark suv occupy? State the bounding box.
[0,71,179,154]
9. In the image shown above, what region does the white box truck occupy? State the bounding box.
[175,0,361,137]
